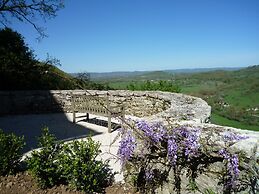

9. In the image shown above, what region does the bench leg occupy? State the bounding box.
[86,113,89,121]
[73,111,76,123]
[108,114,111,133]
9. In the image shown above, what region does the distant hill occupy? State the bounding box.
[129,71,173,81]
[72,67,245,81]
[165,67,243,74]
[0,61,109,90]
[71,71,148,80]
[101,65,259,131]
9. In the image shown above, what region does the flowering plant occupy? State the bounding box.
[117,119,251,194]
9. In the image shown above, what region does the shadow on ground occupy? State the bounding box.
[0,91,123,153]
[76,115,122,132]
[0,113,103,153]
[0,91,124,182]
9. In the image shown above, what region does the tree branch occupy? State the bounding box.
[0,0,64,38]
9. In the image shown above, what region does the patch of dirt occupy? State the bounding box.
[105,183,138,194]
[0,172,138,194]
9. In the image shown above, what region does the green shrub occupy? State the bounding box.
[27,127,114,192]
[59,138,114,193]
[27,127,65,188]
[0,129,25,176]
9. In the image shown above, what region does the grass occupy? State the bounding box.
[108,81,132,89]
[211,113,259,131]
[224,89,259,108]
[181,84,217,94]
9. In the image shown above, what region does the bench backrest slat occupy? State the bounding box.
[71,93,125,132]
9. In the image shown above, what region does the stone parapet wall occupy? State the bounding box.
[0,90,211,123]
[1,90,258,193]
[0,91,61,115]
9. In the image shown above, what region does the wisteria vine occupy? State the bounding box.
[117,119,249,193]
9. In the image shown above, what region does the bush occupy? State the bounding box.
[0,129,25,176]
[59,138,114,193]
[27,127,65,188]
[27,127,114,192]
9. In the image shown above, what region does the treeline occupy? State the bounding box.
[0,28,109,90]
[127,80,181,93]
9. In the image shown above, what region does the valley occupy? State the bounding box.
[94,65,259,131]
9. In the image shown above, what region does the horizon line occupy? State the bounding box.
[68,65,252,74]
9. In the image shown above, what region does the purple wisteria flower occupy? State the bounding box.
[136,120,153,136]
[117,131,136,165]
[136,120,166,143]
[173,127,189,138]
[167,138,178,165]
[229,154,240,187]
[151,122,167,142]
[222,131,248,142]
[219,149,240,188]
[184,128,201,159]
[167,127,201,164]
[173,127,201,159]
[145,169,154,181]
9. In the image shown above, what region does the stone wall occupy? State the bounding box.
[0,90,211,123]
[0,90,83,115]
[1,90,258,193]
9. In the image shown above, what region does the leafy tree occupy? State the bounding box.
[77,71,91,82]
[0,27,72,89]
[0,27,35,65]
[0,0,64,38]
[0,28,110,90]
[0,27,37,89]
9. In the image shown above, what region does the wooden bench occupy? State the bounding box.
[71,94,125,133]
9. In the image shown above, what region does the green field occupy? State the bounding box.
[97,66,259,131]
[211,113,259,131]
[109,81,132,89]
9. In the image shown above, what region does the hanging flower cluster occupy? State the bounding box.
[118,120,201,166]
[145,169,154,182]
[167,138,178,165]
[219,148,240,188]
[222,131,248,142]
[136,120,166,143]
[172,127,201,161]
[117,131,136,165]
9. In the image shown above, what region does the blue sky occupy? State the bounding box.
[9,0,259,73]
